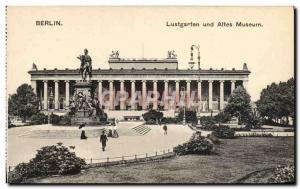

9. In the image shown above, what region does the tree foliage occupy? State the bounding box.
[224,86,252,124]
[8,84,39,122]
[256,78,294,124]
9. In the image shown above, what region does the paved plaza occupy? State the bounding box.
[7,122,194,167]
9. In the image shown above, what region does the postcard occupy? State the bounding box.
[6,6,295,184]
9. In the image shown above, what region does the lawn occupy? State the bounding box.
[26,137,294,184]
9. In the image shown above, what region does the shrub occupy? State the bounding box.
[161,117,177,124]
[262,119,281,126]
[30,112,48,125]
[207,134,221,144]
[200,116,218,130]
[214,111,231,124]
[174,132,213,155]
[142,110,163,124]
[177,110,198,124]
[8,118,16,129]
[58,115,71,125]
[268,164,295,183]
[145,119,157,125]
[50,113,60,125]
[212,126,235,139]
[8,143,86,183]
[245,114,262,129]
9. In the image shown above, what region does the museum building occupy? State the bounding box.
[28,50,250,117]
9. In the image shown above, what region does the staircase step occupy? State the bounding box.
[131,124,151,135]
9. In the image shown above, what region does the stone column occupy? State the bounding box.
[186,80,191,108]
[208,80,213,110]
[142,80,147,110]
[198,80,202,111]
[43,80,48,110]
[65,80,70,109]
[120,80,125,110]
[54,80,59,110]
[164,80,169,110]
[153,80,158,110]
[231,80,236,93]
[131,80,136,110]
[109,80,114,110]
[98,80,102,106]
[243,79,248,91]
[31,80,37,94]
[175,80,180,105]
[220,80,224,110]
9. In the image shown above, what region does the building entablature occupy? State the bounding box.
[29,69,250,81]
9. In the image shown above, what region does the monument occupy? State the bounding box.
[70,49,107,126]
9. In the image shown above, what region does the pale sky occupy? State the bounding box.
[7,6,294,101]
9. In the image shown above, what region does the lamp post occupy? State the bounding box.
[190,45,201,70]
[181,86,186,126]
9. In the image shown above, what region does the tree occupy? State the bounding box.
[224,86,251,124]
[256,78,294,124]
[8,84,39,122]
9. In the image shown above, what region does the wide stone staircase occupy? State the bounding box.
[131,124,151,135]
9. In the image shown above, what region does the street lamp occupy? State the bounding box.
[190,45,201,70]
[181,86,186,125]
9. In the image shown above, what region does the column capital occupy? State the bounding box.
[120,80,125,83]
[97,80,103,83]
[43,80,48,83]
[164,80,169,83]
[54,80,59,83]
[231,80,236,83]
[175,80,180,83]
[153,80,158,83]
[142,80,147,83]
[198,79,203,83]
[219,80,225,83]
[130,80,136,83]
[109,80,114,83]
[186,80,191,83]
[65,80,70,83]
[208,80,214,83]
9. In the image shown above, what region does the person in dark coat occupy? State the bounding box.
[163,124,168,135]
[80,130,88,140]
[100,131,108,151]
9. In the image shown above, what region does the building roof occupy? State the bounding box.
[108,58,178,64]
[29,68,250,76]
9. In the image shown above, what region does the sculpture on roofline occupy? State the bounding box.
[110,50,119,59]
[167,50,177,59]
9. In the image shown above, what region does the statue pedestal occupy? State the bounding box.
[70,81,107,126]
[74,81,93,98]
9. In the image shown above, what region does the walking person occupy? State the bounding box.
[163,124,168,135]
[100,130,108,151]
